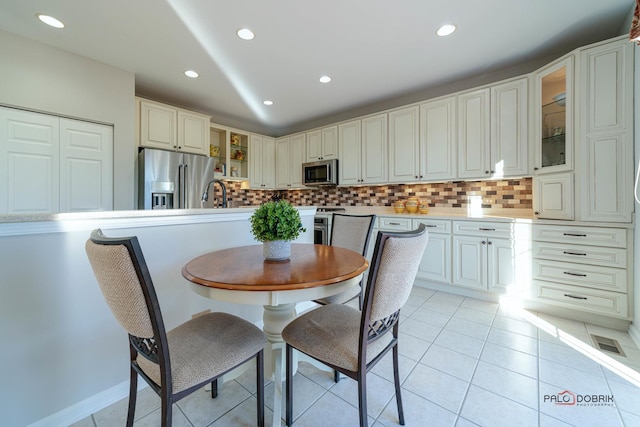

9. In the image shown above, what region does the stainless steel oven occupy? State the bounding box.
[314,216,329,245]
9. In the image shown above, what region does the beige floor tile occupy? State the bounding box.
[459,298,499,314]
[209,396,275,427]
[370,351,418,384]
[400,317,443,342]
[377,388,457,427]
[471,361,538,410]
[328,373,396,419]
[480,342,538,379]
[403,364,469,413]
[486,327,538,356]
[444,316,491,341]
[176,383,251,427]
[461,385,538,427]
[291,391,375,427]
[434,329,485,359]
[420,344,478,382]
[93,387,159,427]
[266,372,325,420]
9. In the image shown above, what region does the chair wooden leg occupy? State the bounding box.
[126,367,137,427]
[211,378,218,398]
[286,344,293,426]
[393,344,405,425]
[256,350,265,427]
[357,374,368,427]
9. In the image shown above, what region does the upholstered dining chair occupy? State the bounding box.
[313,213,376,308]
[283,224,428,427]
[85,229,266,427]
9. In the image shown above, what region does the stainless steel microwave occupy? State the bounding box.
[302,159,338,186]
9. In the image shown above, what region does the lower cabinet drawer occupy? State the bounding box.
[532,259,627,292]
[378,217,413,231]
[413,218,451,234]
[533,225,626,248]
[533,281,628,318]
[532,241,627,268]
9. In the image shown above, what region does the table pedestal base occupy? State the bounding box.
[263,302,297,426]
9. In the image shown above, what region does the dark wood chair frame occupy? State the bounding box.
[89,230,265,427]
[286,224,427,427]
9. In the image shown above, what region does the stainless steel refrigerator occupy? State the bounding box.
[138,148,218,209]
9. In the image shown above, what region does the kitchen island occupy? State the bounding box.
[0,207,315,427]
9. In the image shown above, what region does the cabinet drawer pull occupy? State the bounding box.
[479,228,495,231]
[564,293,588,300]
[388,222,401,225]
[425,225,437,228]
[563,271,587,277]
[563,251,587,256]
[563,233,587,237]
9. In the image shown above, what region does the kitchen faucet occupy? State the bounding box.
[201,179,227,208]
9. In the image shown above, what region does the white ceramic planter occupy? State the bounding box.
[263,240,291,261]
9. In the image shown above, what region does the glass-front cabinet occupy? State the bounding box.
[209,124,250,180]
[534,56,573,174]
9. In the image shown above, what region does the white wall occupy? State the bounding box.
[0,30,136,210]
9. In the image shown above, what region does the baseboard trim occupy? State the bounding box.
[27,380,148,427]
[629,323,640,348]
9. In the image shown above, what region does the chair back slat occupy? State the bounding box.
[85,234,155,339]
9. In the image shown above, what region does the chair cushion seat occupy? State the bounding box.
[282,304,392,372]
[137,312,266,394]
[313,284,361,305]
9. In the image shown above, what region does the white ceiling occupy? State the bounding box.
[0,0,634,136]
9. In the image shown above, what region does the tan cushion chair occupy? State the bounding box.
[85,229,266,427]
[314,213,376,307]
[283,224,428,427]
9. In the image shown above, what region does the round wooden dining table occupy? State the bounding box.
[182,243,368,425]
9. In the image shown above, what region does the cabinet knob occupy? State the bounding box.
[487,241,492,245]
[481,241,487,245]
[420,175,423,178]
[485,170,489,174]
[415,176,418,179]
[534,211,540,215]
[534,167,539,171]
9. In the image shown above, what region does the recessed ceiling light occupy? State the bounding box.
[263,100,274,106]
[237,28,255,40]
[319,75,332,84]
[436,24,456,37]
[184,70,199,78]
[36,14,65,29]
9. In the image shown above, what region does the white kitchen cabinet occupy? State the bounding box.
[533,55,574,174]
[249,134,275,189]
[413,219,452,284]
[419,97,457,181]
[388,106,420,183]
[275,133,306,189]
[306,126,337,161]
[137,97,210,156]
[0,106,113,214]
[452,220,529,295]
[577,37,633,223]
[458,78,528,179]
[531,223,630,318]
[533,172,574,220]
[339,114,387,185]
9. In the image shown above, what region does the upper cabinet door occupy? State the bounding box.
[580,39,632,135]
[289,133,306,188]
[578,37,633,223]
[420,96,456,181]
[139,99,176,150]
[388,106,419,183]
[338,120,362,186]
[177,110,209,156]
[275,137,291,189]
[490,78,528,177]
[361,113,387,184]
[305,129,321,161]
[533,56,574,175]
[458,88,490,179]
[321,126,338,159]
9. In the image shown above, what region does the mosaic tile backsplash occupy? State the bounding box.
[224,178,532,210]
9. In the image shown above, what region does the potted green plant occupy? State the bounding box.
[249,200,306,261]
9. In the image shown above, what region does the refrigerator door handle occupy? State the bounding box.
[178,164,184,208]
[183,164,189,208]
